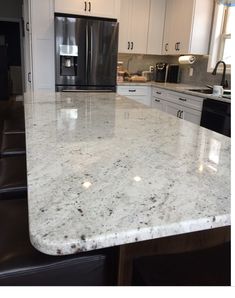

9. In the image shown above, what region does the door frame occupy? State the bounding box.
[0,16,25,94]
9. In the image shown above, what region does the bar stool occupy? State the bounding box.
[0,133,26,157]
[0,155,27,200]
[132,242,231,286]
[0,199,118,286]
[3,118,25,135]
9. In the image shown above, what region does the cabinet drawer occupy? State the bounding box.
[166,91,203,111]
[152,96,166,111]
[152,87,168,100]
[117,86,149,96]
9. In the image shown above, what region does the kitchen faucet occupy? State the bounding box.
[212,60,229,89]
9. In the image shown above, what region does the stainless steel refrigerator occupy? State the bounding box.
[55,15,118,92]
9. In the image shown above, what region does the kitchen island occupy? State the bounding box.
[24,92,230,259]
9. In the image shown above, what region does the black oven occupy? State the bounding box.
[200,98,231,137]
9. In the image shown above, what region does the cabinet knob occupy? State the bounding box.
[156,91,161,95]
[165,43,168,52]
[155,99,160,102]
[129,89,136,92]
[178,97,187,102]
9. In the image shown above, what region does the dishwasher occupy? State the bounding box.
[200,98,231,137]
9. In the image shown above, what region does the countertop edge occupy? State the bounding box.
[29,214,231,256]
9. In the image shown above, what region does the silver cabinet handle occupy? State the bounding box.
[28,72,31,83]
[26,22,30,32]
[128,89,136,92]
[178,97,187,102]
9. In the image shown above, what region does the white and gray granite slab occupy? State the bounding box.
[24,92,231,256]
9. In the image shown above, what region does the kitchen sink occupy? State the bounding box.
[188,88,213,94]
[187,88,231,99]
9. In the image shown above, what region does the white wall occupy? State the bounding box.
[0,0,23,19]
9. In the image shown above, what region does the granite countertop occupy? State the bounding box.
[24,92,231,256]
[118,81,231,103]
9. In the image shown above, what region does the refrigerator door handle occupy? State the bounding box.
[90,25,93,77]
[86,24,89,84]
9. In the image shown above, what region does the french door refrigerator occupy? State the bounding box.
[55,14,118,92]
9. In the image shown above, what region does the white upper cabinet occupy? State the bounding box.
[162,0,214,55]
[118,0,150,54]
[147,0,166,55]
[54,0,120,19]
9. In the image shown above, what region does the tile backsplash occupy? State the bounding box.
[118,53,231,88]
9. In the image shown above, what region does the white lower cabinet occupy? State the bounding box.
[165,102,202,125]
[117,85,151,106]
[151,87,203,125]
[151,97,166,112]
[118,85,203,125]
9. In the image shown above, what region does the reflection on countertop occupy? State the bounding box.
[24,92,230,256]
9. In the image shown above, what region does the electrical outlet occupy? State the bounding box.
[189,67,194,77]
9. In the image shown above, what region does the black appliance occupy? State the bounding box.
[200,98,230,137]
[154,63,168,82]
[55,14,119,92]
[167,64,180,83]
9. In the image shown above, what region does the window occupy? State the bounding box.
[219,5,233,64]
[207,1,234,73]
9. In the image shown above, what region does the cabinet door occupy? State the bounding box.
[129,0,150,54]
[165,102,182,118]
[147,0,166,55]
[181,107,202,125]
[55,0,87,14]
[30,0,55,91]
[118,0,131,53]
[162,0,177,54]
[89,0,119,19]
[172,0,194,54]
[152,97,166,111]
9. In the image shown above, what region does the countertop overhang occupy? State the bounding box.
[24,92,231,256]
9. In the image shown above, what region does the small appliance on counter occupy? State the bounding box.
[167,64,181,83]
[154,63,168,82]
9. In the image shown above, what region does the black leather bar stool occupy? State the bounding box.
[0,199,118,286]
[3,118,25,135]
[0,133,26,157]
[132,242,231,286]
[0,155,27,200]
